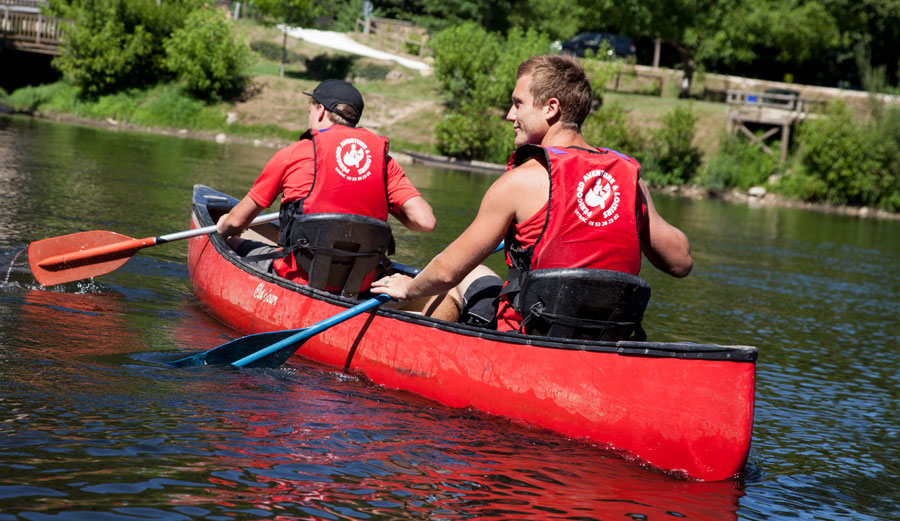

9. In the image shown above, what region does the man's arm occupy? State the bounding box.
[391,195,436,232]
[638,180,693,278]
[372,167,525,300]
[216,194,267,239]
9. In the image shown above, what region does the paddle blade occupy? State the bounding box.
[167,329,306,368]
[28,231,142,286]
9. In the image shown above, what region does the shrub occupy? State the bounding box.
[250,40,305,64]
[51,0,199,96]
[783,100,897,208]
[431,23,561,162]
[701,133,780,192]
[163,6,254,101]
[432,23,552,112]
[582,101,645,159]
[435,107,512,164]
[642,105,702,186]
[304,54,356,81]
[431,22,505,111]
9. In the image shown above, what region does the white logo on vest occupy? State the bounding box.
[575,169,620,227]
[334,138,373,181]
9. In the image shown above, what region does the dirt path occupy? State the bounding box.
[281,27,431,72]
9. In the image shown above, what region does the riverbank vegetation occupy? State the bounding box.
[2,0,899,213]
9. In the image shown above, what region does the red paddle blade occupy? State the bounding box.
[28,230,151,287]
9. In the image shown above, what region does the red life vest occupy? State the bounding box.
[500,145,644,323]
[274,126,392,292]
[298,125,390,218]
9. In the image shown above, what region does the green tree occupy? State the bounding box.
[580,0,841,96]
[163,6,254,101]
[49,0,202,95]
[369,0,579,39]
[431,23,554,162]
[252,0,315,77]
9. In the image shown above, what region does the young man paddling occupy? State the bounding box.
[217,79,436,292]
[371,54,692,332]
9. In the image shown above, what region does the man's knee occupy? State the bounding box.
[458,269,503,328]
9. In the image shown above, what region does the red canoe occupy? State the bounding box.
[187,185,757,481]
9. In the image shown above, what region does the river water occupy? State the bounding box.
[0,115,897,520]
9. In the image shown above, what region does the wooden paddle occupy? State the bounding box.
[169,240,507,369]
[28,213,279,287]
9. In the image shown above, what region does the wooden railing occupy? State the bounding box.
[355,16,429,57]
[2,0,47,8]
[726,89,808,114]
[0,7,65,54]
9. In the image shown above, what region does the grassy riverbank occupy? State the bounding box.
[2,21,725,155]
[3,20,897,218]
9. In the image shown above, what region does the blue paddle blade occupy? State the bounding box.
[169,294,393,370]
[167,329,305,368]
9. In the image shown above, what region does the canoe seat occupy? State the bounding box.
[289,213,393,298]
[518,268,651,341]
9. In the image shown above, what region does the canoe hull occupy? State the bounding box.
[187,185,756,481]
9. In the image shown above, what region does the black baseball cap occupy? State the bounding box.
[304,79,364,120]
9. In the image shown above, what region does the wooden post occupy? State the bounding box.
[652,38,661,68]
[419,33,428,57]
[781,123,790,164]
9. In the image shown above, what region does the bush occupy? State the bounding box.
[304,54,356,81]
[431,23,557,162]
[641,105,702,186]
[51,0,199,96]
[432,23,551,112]
[250,40,305,64]
[435,107,513,164]
[163,6,254,101]
[581,102,645,159]
[783,100,898,209]
[701,133,780,192]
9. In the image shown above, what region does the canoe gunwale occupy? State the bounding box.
[192,185,757,363]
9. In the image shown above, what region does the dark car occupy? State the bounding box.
[560,32,636,60]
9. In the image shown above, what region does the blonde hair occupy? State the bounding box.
[517,54,592,130]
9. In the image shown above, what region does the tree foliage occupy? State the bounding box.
[575,0,841,95]
[431,22,554,162]
[163,6,254,100]
[50,0,201,95]
[251,0,315,77]
[785,101,900,210]
[49,0,252,100]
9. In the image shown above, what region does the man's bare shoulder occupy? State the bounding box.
[501,157,548,185]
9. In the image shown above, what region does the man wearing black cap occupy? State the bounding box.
[216,79,436,290]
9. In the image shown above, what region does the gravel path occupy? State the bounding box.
[280,26,431,72]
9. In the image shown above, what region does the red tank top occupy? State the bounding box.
[497,145,646,331]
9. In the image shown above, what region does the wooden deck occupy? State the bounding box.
[726,89,817,163]
[1,2,65,55]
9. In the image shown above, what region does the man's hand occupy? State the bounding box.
[370,273,415,301]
